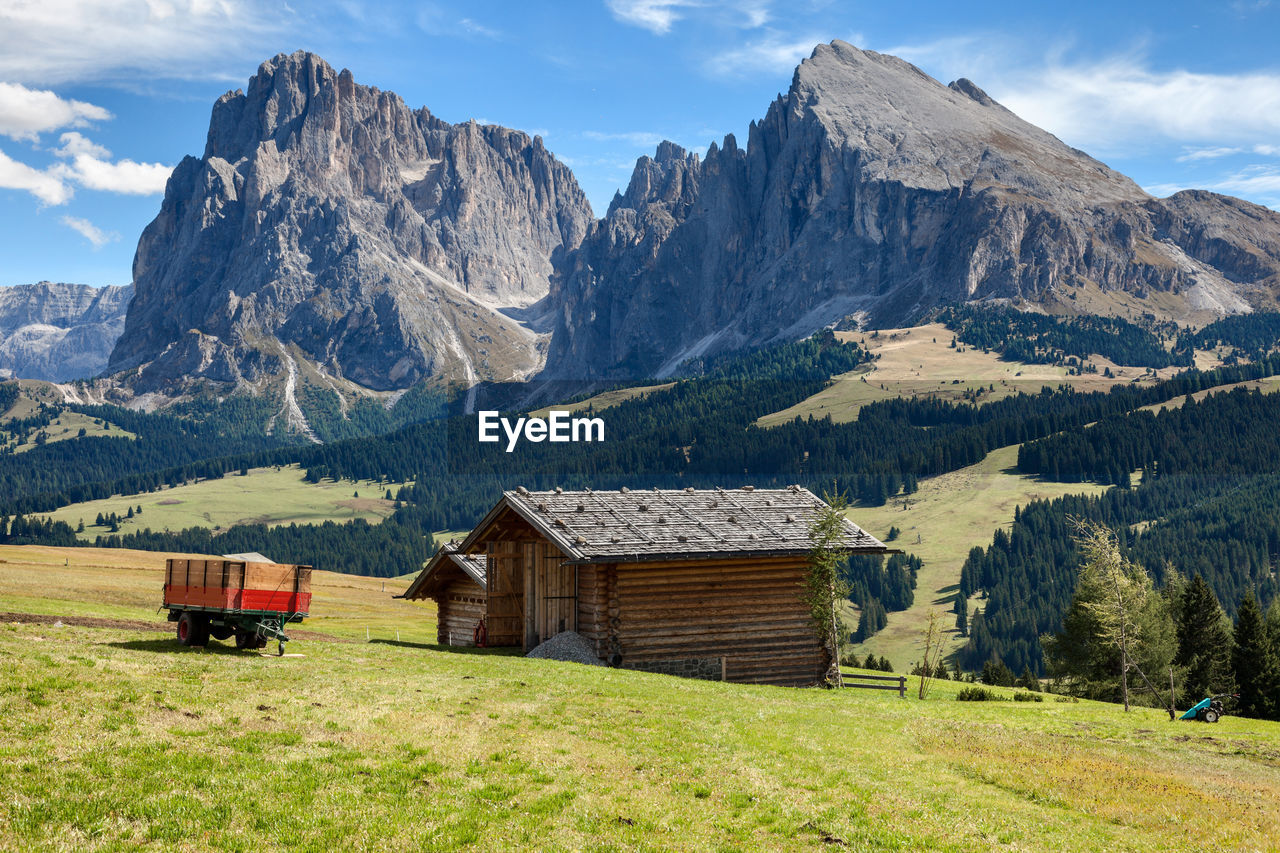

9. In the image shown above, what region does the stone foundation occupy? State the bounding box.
[622,656,725,681]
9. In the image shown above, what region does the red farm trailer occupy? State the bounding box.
[164,558,312,655]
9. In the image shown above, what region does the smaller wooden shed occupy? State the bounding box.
[401,543,489,646]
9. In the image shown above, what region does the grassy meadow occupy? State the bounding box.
[37,465,409,539]
[757,323,1217,427]
[1,390,134,452]
[528,382,677,419]
[2,545,1279,851]
[843,445,1111,669]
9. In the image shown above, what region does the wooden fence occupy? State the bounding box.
[840,672,907,698]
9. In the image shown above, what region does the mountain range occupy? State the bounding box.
[10,41,1280,403]
[0,282,133,383]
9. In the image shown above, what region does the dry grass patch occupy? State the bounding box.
[0,544,435,644]
[758,323,1222,427]
[37,465,409,539]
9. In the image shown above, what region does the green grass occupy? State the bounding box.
[38,465,409,539]
[2,544,1279,850]
[757,323,1220,427]
[845,445,1111,669]
[528,382,676,420]
[1,392,134,452]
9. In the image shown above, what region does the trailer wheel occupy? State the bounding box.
[191,614,210,647]
[176,613,196,646]
[234,631,254,650]
[1204,709,1220,723]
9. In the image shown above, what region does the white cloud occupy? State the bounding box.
[606,0,698,34]
[1142,181,1188,198]
[417,4,502,40]
[1212,165,1280,197]
[1145,167,1280,208]
[704,33,829,77]
[57,154,172,195]
[52,132,172,195]
[1177,146,1244,162]
[884,35,992,75]
[0,148,71,204]
[0,82,112,141]
[862,37,1280,161]
[0,132,171,204]
[0,0,288,84]
[54,131,111,159]
[584,130,670,147]
[994,59,1280,154]
[457,17,501,39]
[1255,144,1280,156]
[60,215,118,248]
[605,0,770,35]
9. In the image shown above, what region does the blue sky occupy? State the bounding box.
[2,0,1279,287]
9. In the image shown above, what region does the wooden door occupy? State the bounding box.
[537,545,576,643]
[486,541,524,647]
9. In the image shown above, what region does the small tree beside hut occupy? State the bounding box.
[807,491,852,687]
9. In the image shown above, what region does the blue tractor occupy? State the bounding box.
[1179,693,1238,723]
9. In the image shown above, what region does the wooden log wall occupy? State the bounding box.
[436,577,487,646]
[577,564,607,657]
[611,557,826,687]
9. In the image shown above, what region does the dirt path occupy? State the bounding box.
[0,610,349,642]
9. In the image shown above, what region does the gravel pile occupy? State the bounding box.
[526,631,605,666]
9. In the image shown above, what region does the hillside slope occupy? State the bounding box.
[1,545,1278,851]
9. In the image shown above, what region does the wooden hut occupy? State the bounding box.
[401,543,488,646]
[403,485,887,686]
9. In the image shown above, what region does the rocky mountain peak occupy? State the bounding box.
[544,39,1280,381]
[785,39,1147,206]
[111,51,592,402]
[947,77,997,107]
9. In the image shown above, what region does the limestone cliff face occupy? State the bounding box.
[0,282,133,381]
[544,40,1280,379]
[110,51,592,395]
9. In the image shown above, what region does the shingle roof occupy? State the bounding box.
[401,543,488,599]
[461,485,886,563]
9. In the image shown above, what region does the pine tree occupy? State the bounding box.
[1175,575,1234,701]
[1232,592,1280,720]
[1018,665,1040,691]
[982,658,1015,686]
[1044,520,1175,712]
[1267,599,1280,651]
